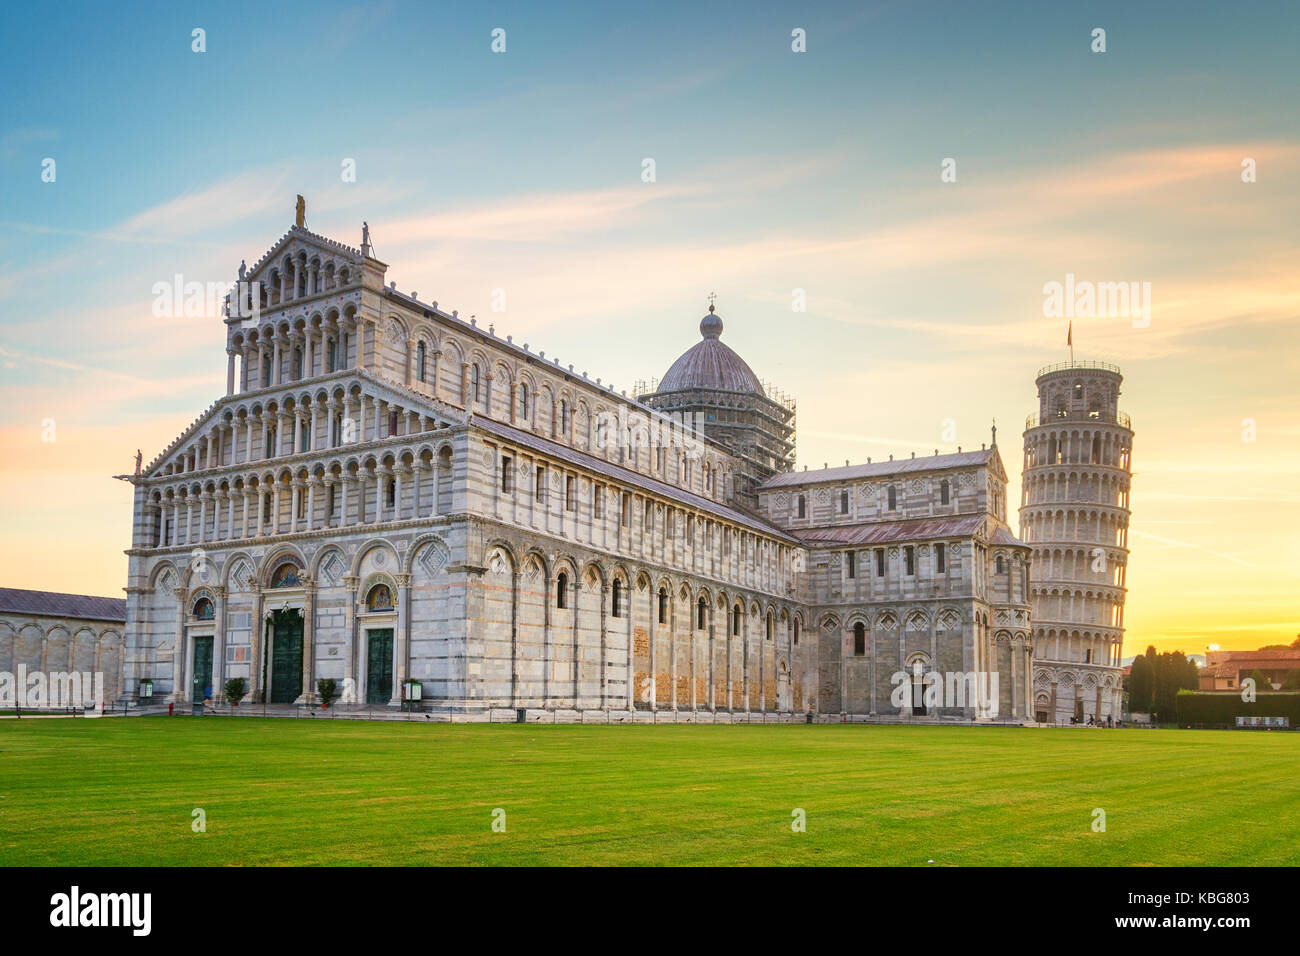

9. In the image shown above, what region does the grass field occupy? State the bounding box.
[1,717,1296,866]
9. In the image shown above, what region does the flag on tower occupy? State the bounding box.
[1067,320,1073,361]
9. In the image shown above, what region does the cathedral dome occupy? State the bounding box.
[656,309,765,396]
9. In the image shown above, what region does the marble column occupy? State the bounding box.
[250,585,265,702]
[212,586,227,700]
[341,575,359,703]
[392,573,411,707]
[172,588,188,702]
[299,584,315,705]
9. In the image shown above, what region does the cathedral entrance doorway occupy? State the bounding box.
[191,636,213,702]
[366,629,394,705]
[911,671,927,716]
[266,609,304,704]
[905,655,929,716]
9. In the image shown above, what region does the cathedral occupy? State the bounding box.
[117,206,1131,724]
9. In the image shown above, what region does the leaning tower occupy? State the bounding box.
[1020,361,1133,725]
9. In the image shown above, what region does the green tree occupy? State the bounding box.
[1147,650,1199,723]
[1127,646,1156,713]
[1248,668,1274,692]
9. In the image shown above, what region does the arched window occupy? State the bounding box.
[657,587,668,624]
[559,400,570,433]
[887,486,897,510]
[416,342,426,382]
[611,579,622,618]
[996,555,1005,574]
[269,563,301,588]
[940,479,950,505]
[470,364,481,404]
[732,605,741,636]
[766,614,773,641]
[192,597,214,620]
[556,571,568,609]
[793,618,800,646]
[697,597,707,629]
[797,495,806,518]
[853,622,866,656]
[518,383,529,418]
[840,490,849,514]
[366,583,394,611]
[327,338,337,373]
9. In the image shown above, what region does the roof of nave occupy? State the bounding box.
[760,448,997,489]
[0,587,126,623]
[377,285,700,426]
[472,416,800,545]
[794,513,1027,548]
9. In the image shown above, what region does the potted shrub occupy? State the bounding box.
[224,677,247,708]
[316,678,338,709]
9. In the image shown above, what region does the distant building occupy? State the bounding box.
[0,588,127,703]
[1197,648,1300,692]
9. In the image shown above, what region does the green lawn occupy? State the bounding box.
[0,717,1295,866]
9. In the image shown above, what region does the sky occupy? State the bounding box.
[0,0,1297,655]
